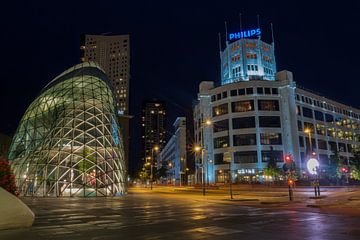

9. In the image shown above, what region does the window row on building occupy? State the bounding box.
[213,132,282,149]
[296,93,359,119]
[298,135,355,153]
[212,87,279,102]
[214,150,283,165]
[297,106,359,130]
[213,99,279,116]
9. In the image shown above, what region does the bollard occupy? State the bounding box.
[288,184,293,201]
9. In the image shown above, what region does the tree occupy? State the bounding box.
[329,150,347,184]
[0,156,18,196]
[350,150,360,181]
[282,153,298,183]
[264,147,280,182]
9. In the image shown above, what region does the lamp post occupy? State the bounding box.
[194,145,205,196]
[304,128,312,153]
[150,145,159,190]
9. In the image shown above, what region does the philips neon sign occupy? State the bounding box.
[229,28,261,41]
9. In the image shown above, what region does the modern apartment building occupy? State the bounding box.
[141,100,166,166]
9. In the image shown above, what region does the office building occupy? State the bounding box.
[157,117,187,185]
[193,30,360,184]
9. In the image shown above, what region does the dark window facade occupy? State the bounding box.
[232,117,256,129]
[318,139,327,150]
[302,107,313,118]
[238,88,245,95]
[246,88,253,94]
[231,100,254,112]
[298,120,303,131]
[212,103,228,116]
[230,89,237,96]
[260,133,282,145]
[296,105,301,116]
[261,150,283,162]
[259,116,281,128]
[325,113,334,122]
[214,153,225,165]
[213,136,229,149]
[272,88,278,94]
[338,142,346,152]
[328,141,337,151]
[314,110,324,121]
[258,100,279,111]
[299,136,304,147]
[234,151,258,163]
[233,134,257,146]
[213,119,229,133]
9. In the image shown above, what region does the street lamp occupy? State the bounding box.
[150,145,159,190]
[304,128,312,152]
[204,119,233,199]
[194,145,205,196]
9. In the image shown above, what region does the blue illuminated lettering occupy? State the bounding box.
[228,28,261,41]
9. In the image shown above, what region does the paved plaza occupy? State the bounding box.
[0,189,360,240]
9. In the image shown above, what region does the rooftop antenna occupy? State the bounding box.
[239,13,243,32]
[257,14,261,39]
[225,21,229,46]
[270,22,275,47]
[218,32,222,53]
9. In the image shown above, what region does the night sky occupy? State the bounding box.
[1,1,360,173]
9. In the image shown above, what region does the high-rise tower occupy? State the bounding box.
[141,100,166,165]
[80,34,130,114]
[220,29,276,85]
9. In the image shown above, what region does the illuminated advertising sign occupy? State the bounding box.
[229,28,261,41]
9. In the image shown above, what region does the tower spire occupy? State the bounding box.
[257,14,261,39]
[225,21,228,46]
[271,22,275,47]
[218,32,222,53]
[239,13,243,32]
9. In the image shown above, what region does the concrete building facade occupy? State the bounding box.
[194,36,360,184]
[157,117,187,185]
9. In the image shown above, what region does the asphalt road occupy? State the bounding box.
[0,193,359,240]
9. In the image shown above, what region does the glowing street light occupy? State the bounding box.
[194,145,201,152]
[205,119,212,126]
[307,157,321,197]
[307,158,320,175]
[150,145,159,190]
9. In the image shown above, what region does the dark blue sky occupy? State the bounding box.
[1,1,360,172]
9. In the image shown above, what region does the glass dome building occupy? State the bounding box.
[8,62,127,197]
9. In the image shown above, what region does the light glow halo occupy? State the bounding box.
[307,158,320,175]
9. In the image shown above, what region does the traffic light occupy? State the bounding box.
[284,154,292,163]
[341,166,348,173]
[288,179,294,185]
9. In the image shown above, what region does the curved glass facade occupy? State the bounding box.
[8,62,127,197]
